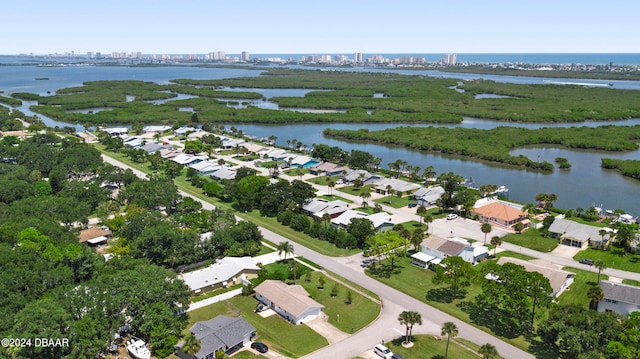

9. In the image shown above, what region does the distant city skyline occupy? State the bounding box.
[4,0,640,55]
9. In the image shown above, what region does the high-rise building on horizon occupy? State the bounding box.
[443,53,457,66]
[241,51,249,61]
[354,52,364,63]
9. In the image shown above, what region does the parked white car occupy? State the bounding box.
[446,213,458,220]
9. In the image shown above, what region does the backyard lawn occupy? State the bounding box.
[186,296,328,358]
[574,247,640,273]
[318,194,354,203]
[501,228,558,252]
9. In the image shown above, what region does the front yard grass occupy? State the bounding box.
[573,247,640,273]
[623,279,640,286]
[373,195,414,208]
[387,335,490,359]
[556,266,608,309]
[301,271,381,333]
[501,228,558,252]
[186,296,327,358]
[318,194,353,203]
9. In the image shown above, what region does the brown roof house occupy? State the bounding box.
[78,226,112,246]
[472,200,529,230]
[254,280,324,325]
[412,235,489,268]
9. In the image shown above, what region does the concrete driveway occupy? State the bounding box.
[304,316,350,344]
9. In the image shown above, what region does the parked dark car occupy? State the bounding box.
[391,354,406,359]
[251,342,269,353]
[579,258,594,266]
[408,203,417,208]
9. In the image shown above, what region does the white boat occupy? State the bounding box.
[127,338,151,359]
[494,185,509,194]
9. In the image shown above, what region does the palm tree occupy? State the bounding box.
[595,260,607,283]
[481,222,492,244]
[598,228,608,248]
[587,286,604,310]
[522,203,537,216]
[410,228,424,251]
[327,179,336,196]
[398,311,422,344]
[182,333,201,359]
[422,165,436,184]
[277,241,294,260]
[416,205,427,224]
[441,321,458,359]
[360,191,371,208]
[616,223,635,255]
[478,343,499,359]
[490,236,502,257]
[424,215,434,233]
[385,185,393,203]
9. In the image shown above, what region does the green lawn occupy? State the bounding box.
[191,284,243,303]
[318,194,353,204]
[373,195,414,208]
[623,279,640,286]
[386,335,492,359]
[501,228,558,252]
[283,168,309,176]
[336,184,375,196]
[398,220,427,232]
[573,247,640,273]
[232,351,266,358]
[186,296,327,358]
[306,175,340,185]
[556,267,609,309]
[301,272,381,333]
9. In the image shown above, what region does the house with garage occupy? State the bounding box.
[254,280,324,325]
[189,160,222,176]
[341,170,383,186]
[142,125,172,135]
[412,235,488,268]
[373,178,421,196]
[102,127,129,136]
[598,280,640,316]
[180,257,260,295]
[309,161,349,176]
[176,315,256,359]
[302,198,350,219]
[413,185,445,206]
[330,210,394,232]
[472,199,529,231]
[210,167,237,180]
[548,217,612,248]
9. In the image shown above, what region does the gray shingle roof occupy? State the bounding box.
[600,280,640,305]
[189,316,255,356]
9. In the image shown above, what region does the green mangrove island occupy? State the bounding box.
[323,125,640,171]
[14,69,640,126]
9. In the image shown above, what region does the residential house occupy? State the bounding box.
[413,185,445,206]
[241,142,265,154]
[187,130,211,140]
[330,209,394,232]
[102,127,129,136]
[189,160,222,176]
[373,178,421,196]
[121,136,144,148]
[342,170,383,186]
[258,148,290,161]
[139,142,169,154]
[288,155,319,169]
[172,153,208,166]
[174,126,197,136]
[548,217,613,248]
[254,280,324,325]
[159,148,183,159]
[77,226,112,246]
[309,162,349,176]
[210,167,237,180]
[142,125,172,135]
[472,200,529,231]
[180,257,260,295]
[220,138,246,150]
[177,316,256,359]
[491,257,575,298]
[301,198,350,219]
[598,280,640,316]
[412,235,488,268]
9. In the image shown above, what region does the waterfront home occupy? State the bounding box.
[598,280,640,316]
[412,235,488,268]
[177,316,256,359]
[548,217,612,248]
[490,257,574,298]
[180,257,259,295]
[309,161,349,176]
[413,185,445,206]
[102,127,129,136]
[472,199,529,231]
[373,178,422,196]
[258,148,290,160]
[220,138,246,150]
[330,210,394,232]
[342,169,383,186]
[173,126,197,136]
[142,125,172,135]
[254,280,324,325]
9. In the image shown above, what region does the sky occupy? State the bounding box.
[4,0,640,55]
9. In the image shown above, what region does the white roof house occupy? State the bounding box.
[102,127,129,136]
[210,167,237,180]
[302,198,350,218]
[548,217,612,248]
[143,125,172,134]
[374,178,422,195]
[174,126,198,136]
[189,160,222,175]
[331,209,394,231]
[598,280,640,316]
[180,257,260,294]
[413,185,445,206]
[254,280,324,325]
[172,154,208,166]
